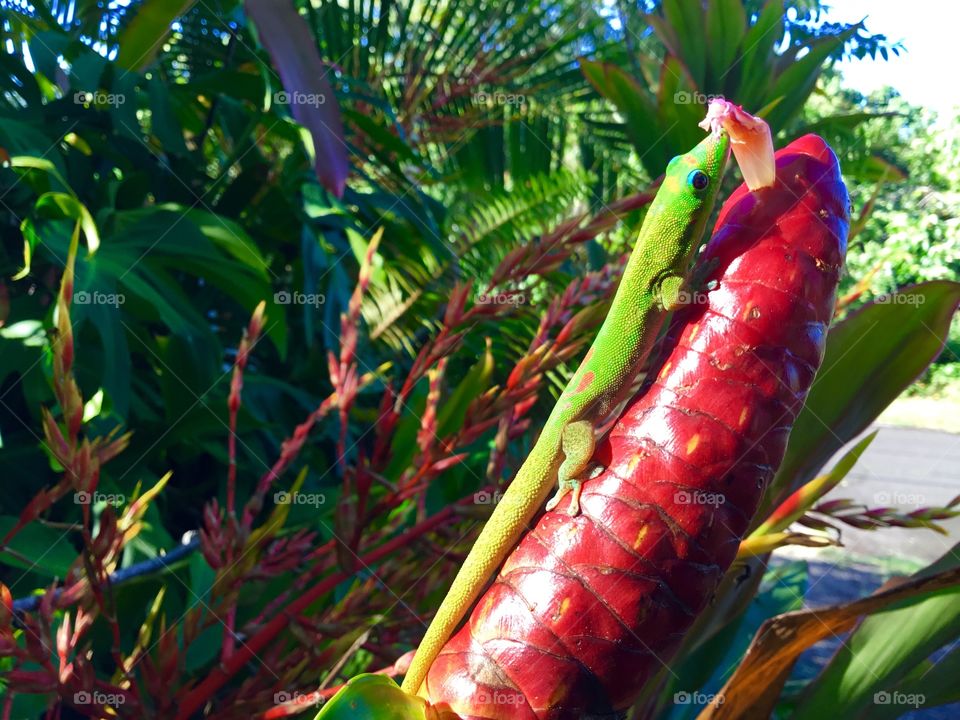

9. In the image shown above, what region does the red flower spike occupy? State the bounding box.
[422,136,849,718]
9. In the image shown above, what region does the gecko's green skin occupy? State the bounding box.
[402,131,731,695]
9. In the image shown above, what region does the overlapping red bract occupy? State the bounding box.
[424,135,850,719]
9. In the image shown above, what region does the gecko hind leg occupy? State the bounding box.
[545,420,596,516]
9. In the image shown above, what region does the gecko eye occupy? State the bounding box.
[688,169,709,191]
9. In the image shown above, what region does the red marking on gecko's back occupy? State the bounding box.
[575,370,595,393]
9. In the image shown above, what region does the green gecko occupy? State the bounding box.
[402,128,732,695]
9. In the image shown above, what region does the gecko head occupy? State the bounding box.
[649,130,731,267]
[664,130,731,208]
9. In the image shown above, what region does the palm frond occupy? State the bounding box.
[363,167,592,355]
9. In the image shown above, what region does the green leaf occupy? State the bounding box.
[0,515,77,578]
[383,380,430,483]
[109,70,142,141]
[8,154,70,192]
[705,0,747,90]
[887,645,960,714]
[579,59,667,176]
[315,674,430,720]
[764,28,857,130]
[82,299,133,420]
[183,208,271,279]
[753,431,876,535]
[107,206,286,353]
[795,111,901,137]
[156,332,221,423]
[656,56,706,153]
[0,121,68,182]
[184,69,266,107]
[437,341,495,438]
[850,154,909,184]
[712,565,960,718]
[342,109,417,164]
[793,544,960,719]
[184,623,224,671]
[659,0,707,89]
[765,281,960,516]
[15,217,41,280]
[35,192,100,253]
[148,75,189,154]
[188,549,216,605]
[116,0,199,71]
[665,561,807,719]
[737,0,784,109]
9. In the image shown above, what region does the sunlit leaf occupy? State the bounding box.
[763,281,960,517]
[116,0,199,71]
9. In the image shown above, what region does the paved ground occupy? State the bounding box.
[820,425,960,563]
[769,425,960,719]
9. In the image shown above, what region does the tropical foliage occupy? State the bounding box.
[0,0,957,718]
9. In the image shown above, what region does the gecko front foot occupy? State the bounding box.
[545,477,583,515]
[546,465,602,515]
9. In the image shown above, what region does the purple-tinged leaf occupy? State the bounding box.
[246,0,349,197]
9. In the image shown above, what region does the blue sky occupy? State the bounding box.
[823,0,958,117]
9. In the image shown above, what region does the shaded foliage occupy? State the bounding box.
[0,1,954,719]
